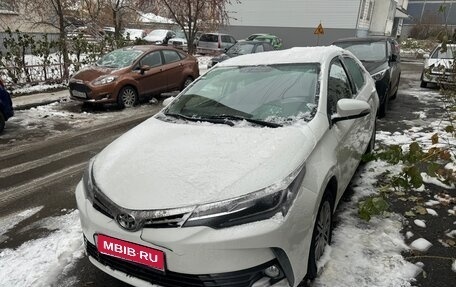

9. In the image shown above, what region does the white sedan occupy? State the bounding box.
[421,43,455,88]
[76,46,379,287]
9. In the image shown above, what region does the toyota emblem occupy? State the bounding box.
[116,213,138,231]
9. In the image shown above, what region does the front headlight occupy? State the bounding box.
[92,75,117,86]
[183,164,306,229]
[82,159,96,203]
[371,68,388,81]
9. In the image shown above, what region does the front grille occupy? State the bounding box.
[69,82,91,93]
[85,237,278,287]
[92,193,190,229]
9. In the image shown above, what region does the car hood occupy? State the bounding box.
[360,60,389,75]
[93,117,316,210]
[144,35,164,42]
[424,58,454,69]
[70,66,124,82]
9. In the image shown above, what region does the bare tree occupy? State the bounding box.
[18,0,79,79]
[150,0,240,54]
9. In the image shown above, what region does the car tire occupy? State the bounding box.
[365,119,376,154]
[0,112,5,133]
[420,80,428,88]
[391,76,400,100]
[117,86,138,108]
[307,191,334,280]
[180,77,193,91]
[378,89,389,118]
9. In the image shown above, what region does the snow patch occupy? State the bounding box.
[406,231,414,239]
[425,208,438,216]
[0,211,83,287]
[410,238,432,252]
[452,260,456,273]
[0,206,43,241]
[414,219,426,228]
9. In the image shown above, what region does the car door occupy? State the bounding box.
[327,58,366,190]
[388,39,401,93]
[133,51,167,96]
[161,49,185,91]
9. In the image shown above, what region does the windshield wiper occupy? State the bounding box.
[206,114,282,128]
[164,112,235,126]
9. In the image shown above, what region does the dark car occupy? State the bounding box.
[69,46,200,108]
[208,41,274,68]
[333,37,401,118]
[0,81,14,133]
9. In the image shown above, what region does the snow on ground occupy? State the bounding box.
[414,219,426,228]
[0,210,83,287]
[410,238,433,252]
[0,206,43,242]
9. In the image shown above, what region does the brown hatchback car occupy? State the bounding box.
[69,45,199,108]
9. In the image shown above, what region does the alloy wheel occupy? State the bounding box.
[121,88,137,108]
[314,200,332,261]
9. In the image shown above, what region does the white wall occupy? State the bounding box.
[228,0,362,29]
[369,0,396,35]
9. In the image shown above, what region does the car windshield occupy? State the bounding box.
[336,41,387,61]
[431,46,455,59]
[226,43,255,56]
[165,64,320,125]
[96,49,143,68]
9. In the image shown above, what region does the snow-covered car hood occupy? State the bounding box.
[93,117,316,210]
[168,37,187,44]
[424,58,454,73]
[70,66,124,82]
[144,35,165,42]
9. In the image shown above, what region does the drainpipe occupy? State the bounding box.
[420,0,427,24]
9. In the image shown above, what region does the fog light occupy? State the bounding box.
[264,265,281,278]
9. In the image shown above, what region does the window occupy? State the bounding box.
[222,35,235,44]
[343,57,365,92]
[359,0,367,20]
[256,45,264,53]
[327,59,352,115]
[140,52,162,67]
[162,50,181,64]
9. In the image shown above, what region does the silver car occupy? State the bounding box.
[196,32,237,55]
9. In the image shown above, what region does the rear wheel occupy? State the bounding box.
[420,72,428,88]
[0,112,5,133]
[307,192,334,280]
[117,86,138,108]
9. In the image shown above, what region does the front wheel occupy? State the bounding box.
[365,119,376,154]
[378,90,389,118]
[307,192,334,280]
[420,80,428,88]
[117,86,138,108]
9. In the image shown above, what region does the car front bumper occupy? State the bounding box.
[75,181,317,287]
[69,81,119,104]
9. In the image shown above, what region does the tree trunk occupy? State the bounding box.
[56,0,70,80]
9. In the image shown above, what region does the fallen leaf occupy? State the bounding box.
[405,211,416,217]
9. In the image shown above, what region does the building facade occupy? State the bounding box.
[223,0,409,47]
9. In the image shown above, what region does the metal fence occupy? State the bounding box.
[0,32,60,54]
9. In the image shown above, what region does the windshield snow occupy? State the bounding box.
[96,49,143,68]
[165,64,320,125]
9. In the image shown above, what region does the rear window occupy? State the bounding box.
[199,34,218,42]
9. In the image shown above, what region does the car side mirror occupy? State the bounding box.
[331,99,371,124]
[140,65,151,74]
[162,96,175,107]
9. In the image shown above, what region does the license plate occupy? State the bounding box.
[71,90,86,98]
[97,234,165,271]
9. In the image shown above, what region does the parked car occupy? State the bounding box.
[76,46,378,287]
[167,31,187,50]
[421,43,456,88]
[333,37,401,118]
[246,33,283,49]
[123,28,146,41]
[68,46,199,108]
[144,29,176,45]
[196,32,237,55]
[207,40,274,68]
[0,80,13,133]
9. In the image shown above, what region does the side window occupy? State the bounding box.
[162,50,181,64]
[255,45,264,53]
[327,59,353,115]
[343,57,365,93]
[140,51,162,67]
[221,35,229,43]
[230,36,237,43]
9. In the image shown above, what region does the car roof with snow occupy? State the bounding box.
[217,46,345,67]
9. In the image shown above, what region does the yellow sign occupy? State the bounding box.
[314,23,324,35]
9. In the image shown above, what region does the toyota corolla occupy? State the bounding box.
[76,46,379,287]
